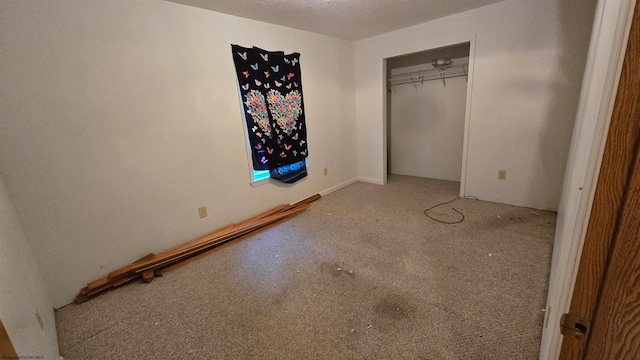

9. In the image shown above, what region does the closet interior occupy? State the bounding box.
[386,43,471,188]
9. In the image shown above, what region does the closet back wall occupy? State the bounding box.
[388,59,468,181]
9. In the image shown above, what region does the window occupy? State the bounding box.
[232,44,309,185]
[253,169,270,182]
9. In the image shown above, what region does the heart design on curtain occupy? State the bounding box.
[244,90,272,138]
[267,89,302,136]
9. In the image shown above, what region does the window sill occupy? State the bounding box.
[250,178,270,187]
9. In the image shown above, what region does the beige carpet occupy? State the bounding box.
[56,175,555,359]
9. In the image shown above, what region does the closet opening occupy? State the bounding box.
[384,42,473,195]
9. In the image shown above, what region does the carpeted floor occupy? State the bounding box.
[56,175,555,359]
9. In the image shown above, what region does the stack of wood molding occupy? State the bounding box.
[75,194,321,304]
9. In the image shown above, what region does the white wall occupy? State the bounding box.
[355,0,597,211]
[0,0,356,307]
[0,175,59,359]
[389,60,468,181]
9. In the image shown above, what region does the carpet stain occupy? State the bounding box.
[319,261,343,277]
[271,293,284,307]
[319,261,356,279]
[374,296,414,320]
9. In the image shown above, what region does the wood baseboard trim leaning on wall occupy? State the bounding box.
[75,194,321,304]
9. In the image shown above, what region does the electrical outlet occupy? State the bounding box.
[198,206,207,218]
[324,167,328,176]
[498,170,507,180]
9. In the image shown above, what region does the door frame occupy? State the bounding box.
[381,35,477,198]
[538,0,637,358]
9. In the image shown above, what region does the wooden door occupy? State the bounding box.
[0,318,18,358]
[559,1,640,358]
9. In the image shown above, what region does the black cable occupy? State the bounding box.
[423,196,478,224]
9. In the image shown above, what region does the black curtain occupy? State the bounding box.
[231,44,309,183]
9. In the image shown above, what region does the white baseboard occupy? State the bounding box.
[319,178,359,196]
[358,177,384,185]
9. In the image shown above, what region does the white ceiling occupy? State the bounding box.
[167,0,506,40]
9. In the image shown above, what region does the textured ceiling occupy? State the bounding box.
[166,0,506,40]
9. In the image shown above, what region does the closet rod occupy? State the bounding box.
[388,72,467,87]
[388,64,467,82]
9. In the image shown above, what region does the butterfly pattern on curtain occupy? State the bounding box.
[231,45,309,184]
